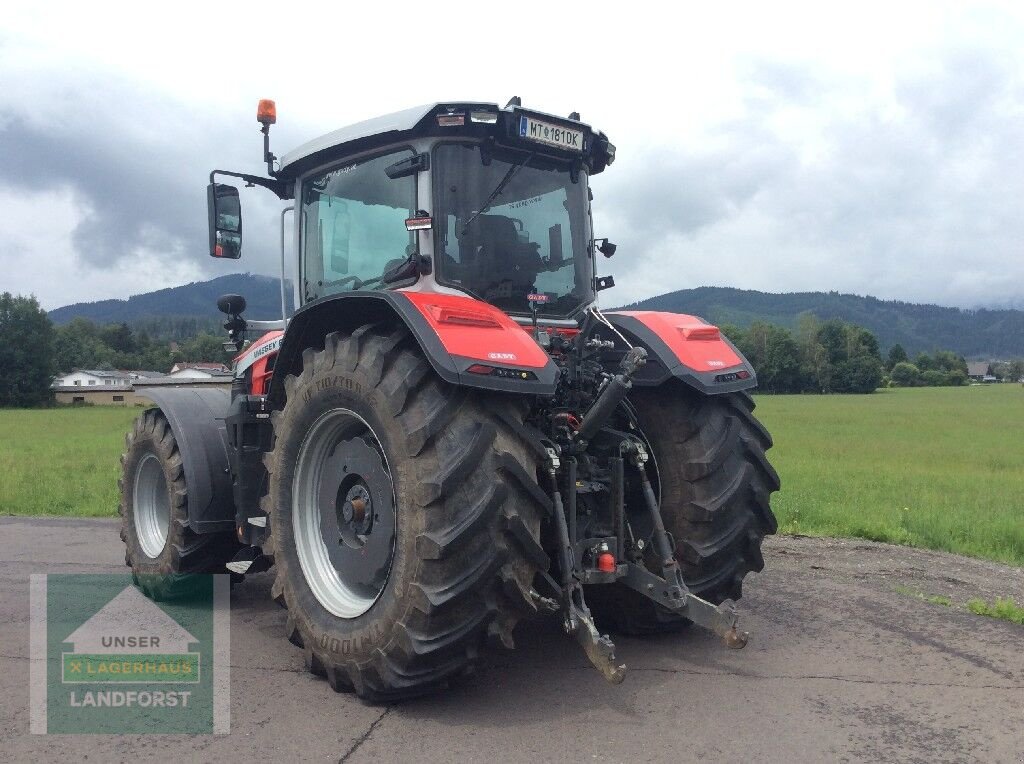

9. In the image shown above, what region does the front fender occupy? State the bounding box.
[132,383,236,533]
[603,311,757,394]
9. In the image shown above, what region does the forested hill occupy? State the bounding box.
[621,287,1024,358]
[49,278,1023,358]
[49,274,293,330]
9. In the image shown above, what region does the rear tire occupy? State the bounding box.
[587,385,779,634]
[119,409,240,599]
[263,325,549,702]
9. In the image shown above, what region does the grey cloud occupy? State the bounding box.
[595,43,1024,308]
[594,122,796,256]
[0,117,196,265]
[1,33,1022,312]
[0,71,301,280]
[896,46,1012,142]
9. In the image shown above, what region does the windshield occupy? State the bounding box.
[433,143,594,317]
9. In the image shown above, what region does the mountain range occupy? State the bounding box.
[622,287,1024,358]
[49,276,1024,359]
[48,274,293,326]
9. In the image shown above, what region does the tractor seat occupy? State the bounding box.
[458,214,542,286]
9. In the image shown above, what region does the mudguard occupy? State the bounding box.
[132,383,236,533]
[267,291,560,406]
[602,311,757,394]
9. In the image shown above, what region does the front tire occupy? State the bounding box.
[587,385,779,634]
[263,325,549,702]
[119,409,239,599]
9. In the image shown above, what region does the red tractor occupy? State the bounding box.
[120,98,779,700]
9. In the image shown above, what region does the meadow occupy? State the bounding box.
[0,406,140,517]
[0,385,1021,567]
[754,385,1024,567]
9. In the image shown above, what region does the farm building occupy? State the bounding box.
[52,367,231,406]
[966,362,991,381]
[49,366,232,405]
[53,369,132,388]
[52,369,165,388]
[52,386,152,406]
[49,368,235,406]
[52,371,130,403]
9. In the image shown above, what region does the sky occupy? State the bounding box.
[1,1,1022,311]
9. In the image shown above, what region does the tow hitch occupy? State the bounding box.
[541,344,751,682]
[621,437,750,650]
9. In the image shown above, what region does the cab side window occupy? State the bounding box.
[302,150,416,302]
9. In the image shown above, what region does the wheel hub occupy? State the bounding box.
[339,484,373,537]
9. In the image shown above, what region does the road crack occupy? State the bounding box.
[338,706,391,763]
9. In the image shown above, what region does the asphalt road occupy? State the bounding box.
[1,516,1021,763]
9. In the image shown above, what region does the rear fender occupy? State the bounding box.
[132,384,236,533]
[267,291,559,406]
[603,311,757,394]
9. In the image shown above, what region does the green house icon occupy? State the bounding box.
[61,586,199,683]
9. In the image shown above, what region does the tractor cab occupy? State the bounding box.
[208,99,616,324]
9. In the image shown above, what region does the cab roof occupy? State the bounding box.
[278,102,496,180]
[276,101,609,181]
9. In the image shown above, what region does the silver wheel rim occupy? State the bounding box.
[292,408,397,619]
[134,452,170,558]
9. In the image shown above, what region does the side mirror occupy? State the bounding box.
[207,183,242,259]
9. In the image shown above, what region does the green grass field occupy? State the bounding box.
[1,385,1021,566]
[0,407,141,517]
[753,385,1024,567]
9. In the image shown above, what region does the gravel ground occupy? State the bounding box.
[0,517,1021,763]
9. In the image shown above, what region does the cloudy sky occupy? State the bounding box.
[1,1,1021,311]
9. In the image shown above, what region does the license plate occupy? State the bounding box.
[519,115,584,152]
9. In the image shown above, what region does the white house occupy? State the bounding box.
[52,369,132,389]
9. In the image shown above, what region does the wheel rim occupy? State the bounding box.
[134,452,171,558]
[292,408,397,619]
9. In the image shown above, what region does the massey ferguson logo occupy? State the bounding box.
[252,337,281,360]
[488,352,517,362]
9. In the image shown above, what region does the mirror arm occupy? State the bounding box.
[209,169,293,200]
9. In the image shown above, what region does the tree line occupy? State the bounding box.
[3,291,1021,408]
[885,345,968,387]
[1,293,232,407]
[721,315,884,393]
[719,315,1013,393]
[53,317,231,374]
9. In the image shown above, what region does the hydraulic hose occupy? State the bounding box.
[576,347,647,442]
